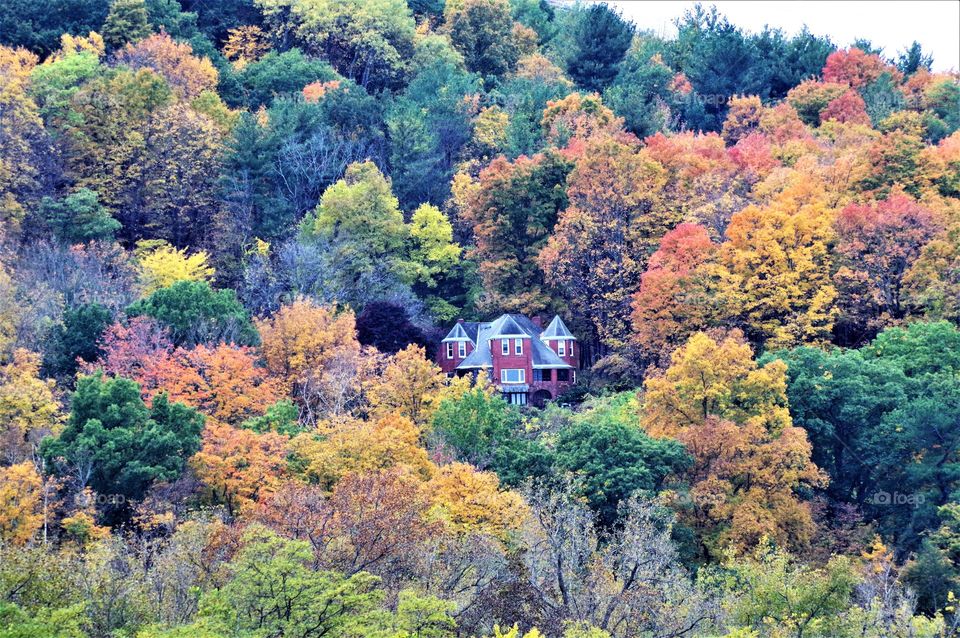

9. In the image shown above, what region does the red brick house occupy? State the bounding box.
[437,314,579,406]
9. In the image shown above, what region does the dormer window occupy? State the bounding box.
[502,339,509,355]
[515,338,523,355]
[458,342,466,358]
[446,343,454,359]
[557,340,566,356]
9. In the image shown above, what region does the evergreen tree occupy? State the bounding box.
[566,3,634,93]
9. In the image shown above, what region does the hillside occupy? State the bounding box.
[1,1,959,636]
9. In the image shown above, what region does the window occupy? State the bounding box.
[557,369,570,382]
[446,343,453,359]
[505,392,527,405]
[515,338,523,355]
[458,342,466,358]
[557,340,566,356]
[533,369,552,382]
[502,339,509,355]
[501,368,525,384]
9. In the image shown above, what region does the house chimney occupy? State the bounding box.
[531,316,542,328]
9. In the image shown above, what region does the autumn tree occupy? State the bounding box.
[255,470,443,590]
[832,191,941,343]
[132,343,285,427]
[642,331,826,555]
[64,66,171,227]
[289,414,433,491]
[427,462,527,539]
[368,345,446,426]
[540,92,622,148]
[140,103,225,247]
[0,349,61,464]
[191,421,289,516]
[822,47,897,89]
[115,33,217,99]
[256,299,363,423]
[711,181,837,349]
[905,218,960,322]
[820,89,871,125]
[85,316,172,380]
[457,150,572,314]
[0,462,43,545]
[642,131,748,237]
[135,240,214,295]
[721,95,764,144]
[630,223,718,366]
[0,46,47,232]
[539,135,674,355]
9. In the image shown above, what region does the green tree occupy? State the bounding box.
[127,280,257,347]
[255,0,415,91]
[767,346,908,506]
[102,0,152,51]
[40,189,120,244]
[206,526,387,637]
[233,49,338,109]
[42,302,113,381]
[604,36,674,137]
[565,3,633,93]
[42,373,204,501]
[722,544,861,638]
[446,0,521,83]
[391,589,457,638]
[554,392,690,526]
[300,161,412,289]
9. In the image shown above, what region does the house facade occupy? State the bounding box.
[437,314,579,406]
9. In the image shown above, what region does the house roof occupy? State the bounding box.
[541,315,576,339]
[456,313,572,370]
[441,322,474,342]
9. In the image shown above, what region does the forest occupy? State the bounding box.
[1,0,959,636]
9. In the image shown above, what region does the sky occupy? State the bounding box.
[604,1,960,72]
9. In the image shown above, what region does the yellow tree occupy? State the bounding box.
[257,298,363,423]
[0,263,22,358]
[427,462,528,539]
[539,134,673,354]
[135,239,215,294]
[0,349,61,464]
[0,462,43,545]
[0,45,45,231]
[191,421,289,516]
[367,344,446,426]
[289,414,434,491]
[711,180,837,350]
[642,331,825,555]
[115,33,218,99]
